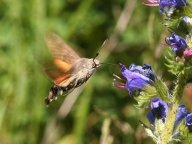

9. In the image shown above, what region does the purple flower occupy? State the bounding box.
[129,64,155,81]
[147,98,169,124]
[143,0,187,7]
[143,0,187,13]
[166,34,187,55]
[175,105,188,127]
[186,113,192,132]
[114,64,155,94]
[184,48,192,60]
[142,64,156,81]
[183,16,192,25]
[160,0,186,7]
[174,105,192,132]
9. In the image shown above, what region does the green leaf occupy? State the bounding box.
[184,5,192,17]
[154,79,170,102]
[135,85,157,108]
[177,121,192,144]
[165,50,184,75]
[135,78,170,108]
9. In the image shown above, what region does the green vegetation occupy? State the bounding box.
[0,0,166,143]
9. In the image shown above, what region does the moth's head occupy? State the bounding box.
[84,58,100,70]
[92,58,100,68]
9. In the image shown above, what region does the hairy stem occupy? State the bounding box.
[160,70,187,144]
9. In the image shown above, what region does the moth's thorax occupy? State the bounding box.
[58,58,99,86]
[72,58,100,74]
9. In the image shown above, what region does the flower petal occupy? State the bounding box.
[167,34,187,54]
[186,113,192,132]
[147,98,168,124]
[147,111,155,124]
[175,105,188,127]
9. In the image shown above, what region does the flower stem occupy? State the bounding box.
[161,102,179,144]
[160,70,187,144]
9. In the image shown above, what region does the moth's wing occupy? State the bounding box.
[46,32,80,64]
[45,32,80,83]
[43,59,72,84]
[44,66,71,84]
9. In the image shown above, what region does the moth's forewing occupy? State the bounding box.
[45,33,80,83]
[46,32,80,64]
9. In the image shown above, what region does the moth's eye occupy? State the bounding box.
[92,62,96,68]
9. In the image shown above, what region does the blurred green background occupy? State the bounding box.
[0,0,167,144]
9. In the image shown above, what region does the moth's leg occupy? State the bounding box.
[73,74,87,87]
[68,74,85,89]
[65,74,83,88]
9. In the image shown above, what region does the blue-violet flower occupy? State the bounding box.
[183,16,192,25]
[114,64,155,94]
[143,0,187,13]
[147,98,168,125]
[166,33,187,55]
[175,105,188,127]
[186,113,192,132]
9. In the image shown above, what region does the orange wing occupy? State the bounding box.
[45,33,80,84]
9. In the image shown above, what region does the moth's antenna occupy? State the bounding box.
[93,52,99,60]
[93,39,109,67]
[92,53,99,68]
[99,39,109,53]
[94,39,109,58]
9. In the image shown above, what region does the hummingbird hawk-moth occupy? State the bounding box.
[44,33,100,105]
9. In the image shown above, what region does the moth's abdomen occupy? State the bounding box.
[45,72,93,105]
[44,80,83,105]
[45,85,70,105]
[75,75,90,87]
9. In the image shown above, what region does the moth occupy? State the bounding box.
[44,33,100,105]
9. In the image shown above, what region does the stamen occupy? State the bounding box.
[113,81,126,89]
[113,74,126,83]
[113,74,122,80]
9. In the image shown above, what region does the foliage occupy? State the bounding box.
[0,0,164,144]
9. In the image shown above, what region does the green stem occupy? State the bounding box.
[160,70,187,144]
[160,102,179,144]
